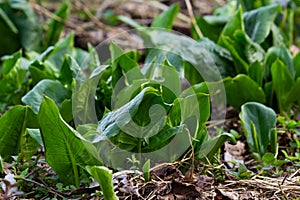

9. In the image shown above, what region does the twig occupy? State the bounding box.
[73,0,114,32]
[184,0,203,39]
[18,177,66,199]
[30,2,85,32]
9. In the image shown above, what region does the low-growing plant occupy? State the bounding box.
[239,102,277,160]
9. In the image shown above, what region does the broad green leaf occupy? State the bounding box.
[141,29,232,81]
[270,24,288,48]
[0,106,38,161]
[218,7,251,73]
[38,97,102,186]
[142,125,188,153]
[46,3,70,46]
[142,159,150,182]
[22,79,71,114]
[144,59,181,103]
[193,16,228,42]
[151,3,179,30]
[286,77,300,107]
[72,47,90,68]
[264,46,294,80]
[198,132,236,161]
[243,4,281,44]
[271,60,295,115]
[0,51,27,95]
[264,81,274,107]
[144,49,184,79]
[110,42,143,87]
[168,93,210,126]
[59,55,81,88]
[248,61,263,86]
[29,61,56,85]
[223,74,266,109]
[87,43,101,69]
[98,87,169,140]
[18,129,39,162]
[27,129,43,147]
[72,65,110,125]
[46,34,74,71]
[218,7,244,43]
[0,0,42,52]
[219,29,265,74]
[0,7,20,56]
[240,102,277,157]
[86,166,118,200]
[294,52,300,78]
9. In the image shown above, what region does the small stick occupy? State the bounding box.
[184,0,203,39]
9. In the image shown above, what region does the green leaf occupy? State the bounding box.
[286,77,300,107]
[169,93,210,126]
[151,3,179,30]
[0,106,38,161]
[59,55,81,88]
[46,33,74,71]
[29,60,57,85]
[193,16,228,42]
[0,7,20,56]
[294,52,300,78]
[72,65,110,125]
[271,59,295,115]
[218,7,244,43]
[198,131,236,161]
[109,42,144,87]
[18,128,40,162]
[141,29,232,81]
[98,87,169,140]
[38,97,102,186]
[248,61,263,86]
[269,128,277,155]
[86,166,118,200]
[27,129,43,147]
[223,74,266,109]
[142,159,150,182]
[46,3,70,46]
[264,46,294,80]
[2,0,42,51]
[144,59,181,103]
[240,102,277,157]
[243,4,281,44]
[262,152,276,165]
[22,79,71,114]
[0,51,27,95]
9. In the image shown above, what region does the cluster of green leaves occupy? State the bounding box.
[0,0,70,56]
[118,1,300,162]
[1,0,300,198]
[192,1,300,118]
[0,3,237,196]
